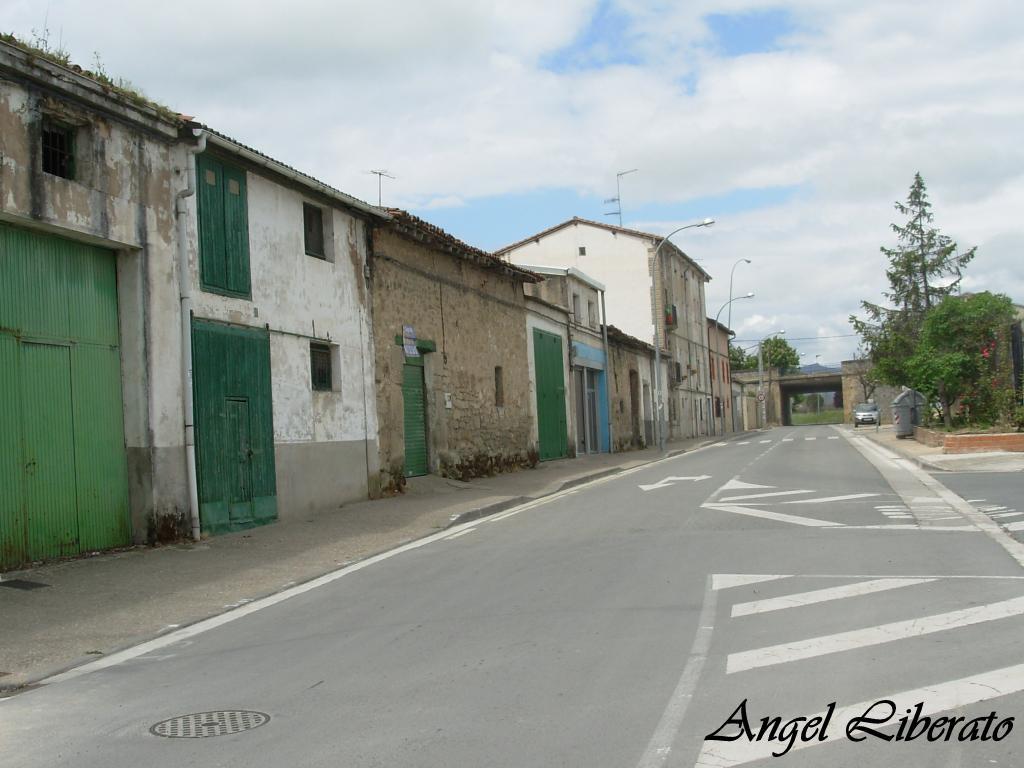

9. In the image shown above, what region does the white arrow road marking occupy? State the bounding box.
[639,475,712,491]
[702,503,842,528]
[782,493,879,504]
[696,661,1024,767]
[727,594,1024,674]
[712,574,792,591]
[718,489,814,502]
[730,578,935,617]
[719,479,774,491]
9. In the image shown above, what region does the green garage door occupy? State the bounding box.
[0,223,130,569]
[402,357,428,477]
[533,329,568,461]
[191,319,278,535]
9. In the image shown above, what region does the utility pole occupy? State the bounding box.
[369,169,395,208]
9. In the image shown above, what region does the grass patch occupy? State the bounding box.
[790,409,844,425]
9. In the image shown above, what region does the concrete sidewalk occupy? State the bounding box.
[861,424,1024,472]
[0,433,736,692]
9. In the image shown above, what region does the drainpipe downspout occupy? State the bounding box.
[600,289,613,453]
[175,128,207,542]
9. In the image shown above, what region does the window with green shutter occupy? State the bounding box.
[197,152,251,298]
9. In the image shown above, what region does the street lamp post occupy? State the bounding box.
[758,330,785,427]
[652,218,715,452]
[713,293,754,436]
[727,258,752,339]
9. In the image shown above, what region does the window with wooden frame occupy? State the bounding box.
[41,119,76,179]
[196,152,251,297]
[310,342,332,391]
[303,203,326,258]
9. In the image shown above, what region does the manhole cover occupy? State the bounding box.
[150,710,270,738]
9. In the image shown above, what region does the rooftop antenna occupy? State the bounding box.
[604,168,638,226]
[368,169,396,208]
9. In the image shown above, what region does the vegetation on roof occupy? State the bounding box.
[1,29,180,123]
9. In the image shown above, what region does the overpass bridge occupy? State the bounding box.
[733,366,847,427]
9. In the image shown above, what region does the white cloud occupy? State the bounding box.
[8,0,1022,363]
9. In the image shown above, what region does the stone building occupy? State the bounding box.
[497,217,713,443]
[523,290,573,461]
[371,210,539,486]
[605,326,658,450]
[0,40,383,568]
[707,318,736,434]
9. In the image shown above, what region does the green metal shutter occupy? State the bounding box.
[402,359,428,477]
[533,329,568,461]
[196,153,250,297]
[0,223,130,568]
[191,319,277,534]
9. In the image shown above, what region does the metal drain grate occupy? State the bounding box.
[150,710,270,738]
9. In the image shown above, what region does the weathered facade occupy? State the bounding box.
[522,266,611,455]
[606,326,657,450]
[371,210,538,486]
[0,42,383,567]
[498,217,713,442]
[524,295,573,461]
[707,318,735,434]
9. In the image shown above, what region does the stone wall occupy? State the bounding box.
[607,329,653,451]
[371,226,535,488]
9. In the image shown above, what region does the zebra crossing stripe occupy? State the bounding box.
[695,662,1024,766]
[730,578,935,617]
[727,594,1024,674]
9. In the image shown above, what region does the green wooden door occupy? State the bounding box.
[402,358,428,477]
[191,319,277,535]
[0,223,130,569]
[533,329,568,461]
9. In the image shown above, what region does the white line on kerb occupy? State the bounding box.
[727,594,1024,673]
[730,577,934,617]
[696,662,1024,766]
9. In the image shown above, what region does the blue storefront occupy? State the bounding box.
[571,340,610,454]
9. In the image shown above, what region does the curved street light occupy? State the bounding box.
[727,258,752,337]
[652,218,715,452]
[712,292,754,434]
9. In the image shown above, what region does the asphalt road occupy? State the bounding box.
[927,470,1023,545]
[3,425,1024,768]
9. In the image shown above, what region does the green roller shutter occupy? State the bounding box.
[191,319,277,535]
[533,329,568,461]
[402,358,428,477]
[197,152,251,298]
[0,223,130,569]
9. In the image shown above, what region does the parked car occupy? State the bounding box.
[853,402,879,427]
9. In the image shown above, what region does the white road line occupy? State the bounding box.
[635,576,718,768]
[782,493,879,505]
[727,594,1024,674]
[827,436,839,440]
[444,528,475,540]
[730,577,935,617]
[781,438,794,442]
[804,437,816,441]
[1005,521,1024,531]
[720,479,774,491]
[834,524,977,532]
[759,440,772,444]
[736,441,750,445]
[718,489,814,502]
[712,442,727,447]
[992,512,1023,519]
[696,662,1024,767]
[711,574,792,591]
[702,503,842,528]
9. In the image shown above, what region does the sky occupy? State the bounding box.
[9,0,1023,363]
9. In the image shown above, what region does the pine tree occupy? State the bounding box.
[850,173,976,385]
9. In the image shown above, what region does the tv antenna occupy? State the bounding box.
[604,168,638,226]
[368,169,396,207]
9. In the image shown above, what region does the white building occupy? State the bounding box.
[498,217,714,441]
[0,41,383,567]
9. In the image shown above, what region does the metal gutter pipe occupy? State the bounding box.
[175,128,206,541]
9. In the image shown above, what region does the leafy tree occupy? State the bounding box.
[760,336,800,371]
[905,292,1014,428]
[730,344,755,371]
[851,173,976,384]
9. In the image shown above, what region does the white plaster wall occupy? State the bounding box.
[169,167,378,450]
